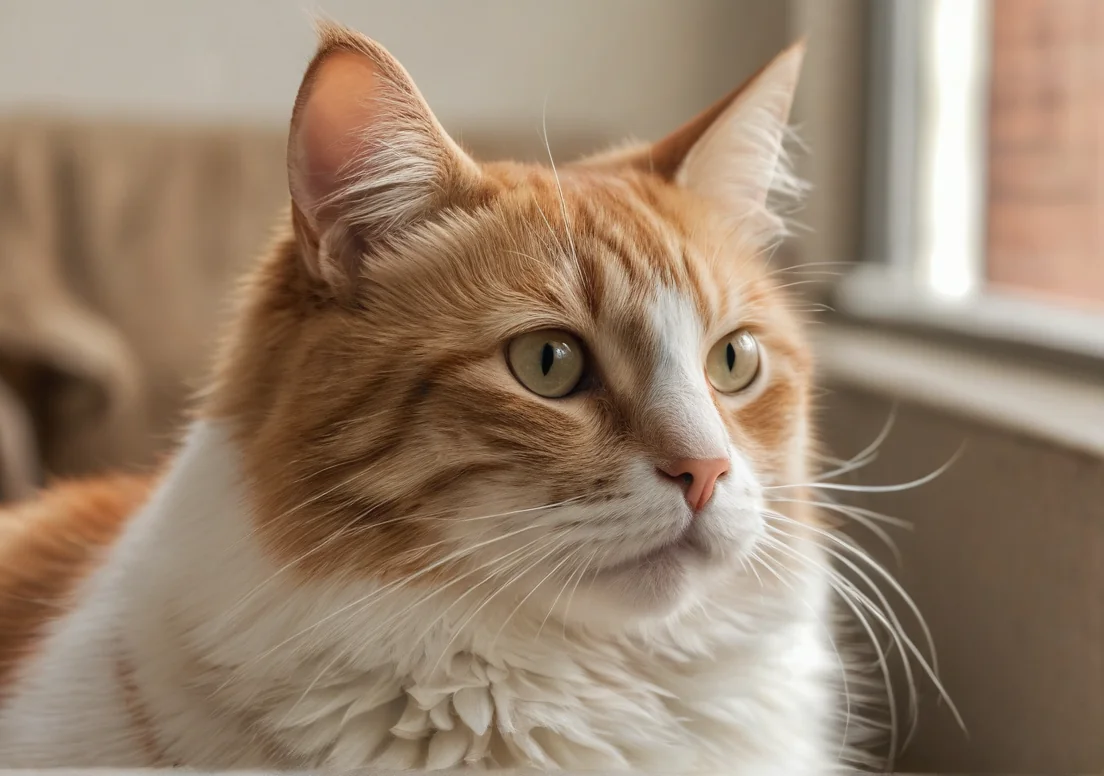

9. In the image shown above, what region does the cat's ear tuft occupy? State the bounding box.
[585,41,806,243]
[288,21,482,295]
[672,41,805,235]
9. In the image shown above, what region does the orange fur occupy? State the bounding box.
[114,643,174,766]
[0,475,154,695]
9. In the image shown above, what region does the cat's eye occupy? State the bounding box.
[706,329,761,393]
[507,329,586,398]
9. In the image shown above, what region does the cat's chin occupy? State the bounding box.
[554,532,740,628]
[597,530,706,580]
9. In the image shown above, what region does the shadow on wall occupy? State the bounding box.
[821,385,1104,774]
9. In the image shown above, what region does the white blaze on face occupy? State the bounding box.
[646,286,729,460]
[647,286,765,540]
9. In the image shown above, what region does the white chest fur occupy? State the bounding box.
[0,422,839,772]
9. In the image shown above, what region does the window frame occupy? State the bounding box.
[839,0,1104,372]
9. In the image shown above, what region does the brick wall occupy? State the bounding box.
[986,0,1104,307]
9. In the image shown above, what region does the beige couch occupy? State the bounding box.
[0,116,288,500]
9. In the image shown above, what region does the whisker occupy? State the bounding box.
[767,521,920,740]
[223,498,583,622]
[766,446,964,493]
[770,496,911,530]
[535,545,592,642]
[274,531,565,721]
[411,532,567,641]
[541,99,582,281]
[758,260,856,281]
[764,522,965,740]
[394,530,568,648]
[218,518,564,684]
[744,551,766,589]
[770,496,907,565]
[431,533,573,674]
[493,538,578,647]
[769,277,841,293]
[530,191,564,254]
[751,550,854,766]
[759,533,900,763]
[848,405,899,468]
[767,513,941,687]
[226,466,374,552]
[560,546,600,639]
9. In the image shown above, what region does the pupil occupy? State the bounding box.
[726,342,736,371]
[541,343,555,375]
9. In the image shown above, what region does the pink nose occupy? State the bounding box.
[659,458,730,511]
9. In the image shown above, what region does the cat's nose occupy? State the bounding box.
[659,458,730,511]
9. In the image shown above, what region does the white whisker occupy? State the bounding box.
[431,533,573,674]
[766,513,941,689]
[493,538,578,647]
[768,521,920,741]
[770,496,907,565]
[219,517,566,685]
[751,549,853,765]
[541,98,582,281]
[764,521,965,743]
[758,533,900,763]
[560,546,600,639]
[767,446,964,493]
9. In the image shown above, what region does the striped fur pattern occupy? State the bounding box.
[0,22,878,772]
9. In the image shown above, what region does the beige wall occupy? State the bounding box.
[788,0,870,268]
[822,384,1104,774]
[0,0,787,154]
[0,0,869,259]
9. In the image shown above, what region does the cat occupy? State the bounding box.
[0,20,876,772]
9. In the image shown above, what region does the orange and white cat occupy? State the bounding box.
[0,21,865,772]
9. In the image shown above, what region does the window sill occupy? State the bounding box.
[813,318,1104,460]
[832,264,1104,370]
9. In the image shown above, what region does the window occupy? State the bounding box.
[846,0,1104,362]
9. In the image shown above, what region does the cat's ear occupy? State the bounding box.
[584,42,805,240]
[288,22,482,295]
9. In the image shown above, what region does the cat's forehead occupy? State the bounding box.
[364,161,781,361]
[485,164,767,332]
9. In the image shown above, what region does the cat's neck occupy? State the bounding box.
[102,420,833,769]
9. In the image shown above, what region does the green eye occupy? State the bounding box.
[507,330,585,398]
[706,329,761,393]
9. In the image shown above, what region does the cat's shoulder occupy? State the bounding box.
[0,473,155,695]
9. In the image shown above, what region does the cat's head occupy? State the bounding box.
[208,22,813,629]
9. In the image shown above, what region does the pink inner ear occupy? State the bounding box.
[291,52,384,222]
